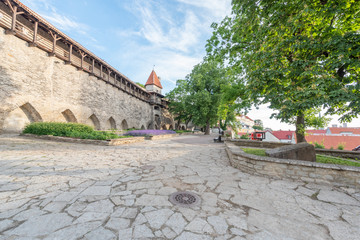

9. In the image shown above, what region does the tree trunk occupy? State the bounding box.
[295,113,306,143]
[204,121,210,135]
[177,119,181,130]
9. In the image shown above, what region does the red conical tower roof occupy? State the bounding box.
[145,70,163,89]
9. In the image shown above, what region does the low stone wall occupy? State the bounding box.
[21,134,144,146]
[228,139,360,159]
[228,139,291,148]
[20,133,194,145]
[316,148,360,160]
[225,142,360,188]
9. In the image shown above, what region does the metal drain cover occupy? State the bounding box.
[169,191,201,207]
[140,165,155,170]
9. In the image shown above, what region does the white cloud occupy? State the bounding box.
[42,12,88,32]
[20,0,102,51]
[176,0,231,18]
[114,0,232,93]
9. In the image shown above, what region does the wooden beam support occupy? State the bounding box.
[100,64,103,79]
[5,0,24,35]
[91,59,95,75]
[29,21,38,47]
[65,44,72,64]
[108,70,112,83]
[77,51,86,70]
[48,31,61,56]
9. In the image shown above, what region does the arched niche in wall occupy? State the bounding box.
[106,117,116,130]
[121,119,128,130]
[87,114,101,130]
[182,126,186,130]
[161,125,167,130]
[20,102,43,123]
[2,102,43,132]
[141,125,145,130]
[61,109,77,123]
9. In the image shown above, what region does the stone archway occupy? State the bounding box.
[2,102,43,132]
[121,119,128,130]
[161,125,167,130]
[182,126,186,130]
[106,117,116,130]
[61,109,77,123]
[141,125,145,130]
[87,114,100,130]
[20,102,43,123]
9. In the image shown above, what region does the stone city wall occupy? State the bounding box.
[0,28,154,133]
[225,142,360,188]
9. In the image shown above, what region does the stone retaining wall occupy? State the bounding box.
[228,139,360,159]
[316,148,360,160]
[20,133,194,145]
[21,134,145,146]
[229,139,291,148]
[225,142,360,188]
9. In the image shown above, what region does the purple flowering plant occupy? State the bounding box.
[125,130,176,136]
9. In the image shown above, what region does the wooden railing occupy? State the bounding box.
[0,0,151,103]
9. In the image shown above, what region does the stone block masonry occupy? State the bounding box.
[225,142,360,188]
[266,142,316,162]
[0,0,174,133]
[0,26,152,132]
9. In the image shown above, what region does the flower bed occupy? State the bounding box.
[125,130,176,136]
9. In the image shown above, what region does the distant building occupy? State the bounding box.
[264,130,296,144]
[325,127,360,135]
[306,135,360,151]
[236,115,255,134]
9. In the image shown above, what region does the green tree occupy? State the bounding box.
[166,80,192,129]
[217,75,250,131]
[187,61,228,135]
[207,0,360,142]
[253,125,264,131]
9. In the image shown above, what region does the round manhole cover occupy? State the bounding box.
[140,165,155,170]
[169,191,201,207]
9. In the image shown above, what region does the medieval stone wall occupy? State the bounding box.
[0,28,155,133]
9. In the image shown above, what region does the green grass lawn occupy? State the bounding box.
[241,148,360,167]
[241,148,266,156]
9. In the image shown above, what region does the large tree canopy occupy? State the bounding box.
[166,79,193,129]
[207,0,360,142]
[167,61,239,134]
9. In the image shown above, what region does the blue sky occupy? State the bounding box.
[20,0,231,93]
[19,0,360,129]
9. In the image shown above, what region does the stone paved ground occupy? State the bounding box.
[0,134,359,240]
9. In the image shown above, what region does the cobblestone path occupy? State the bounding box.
[0,134,359,239]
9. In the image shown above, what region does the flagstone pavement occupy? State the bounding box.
[0,134,359,240]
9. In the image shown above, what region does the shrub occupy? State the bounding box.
[240,134,250,139]
[175,130,191,133]
[337,144,345,150]
[314,141,325,149]
[125,130,176,136]
[23,122,125,140]
[23,122,93,136]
